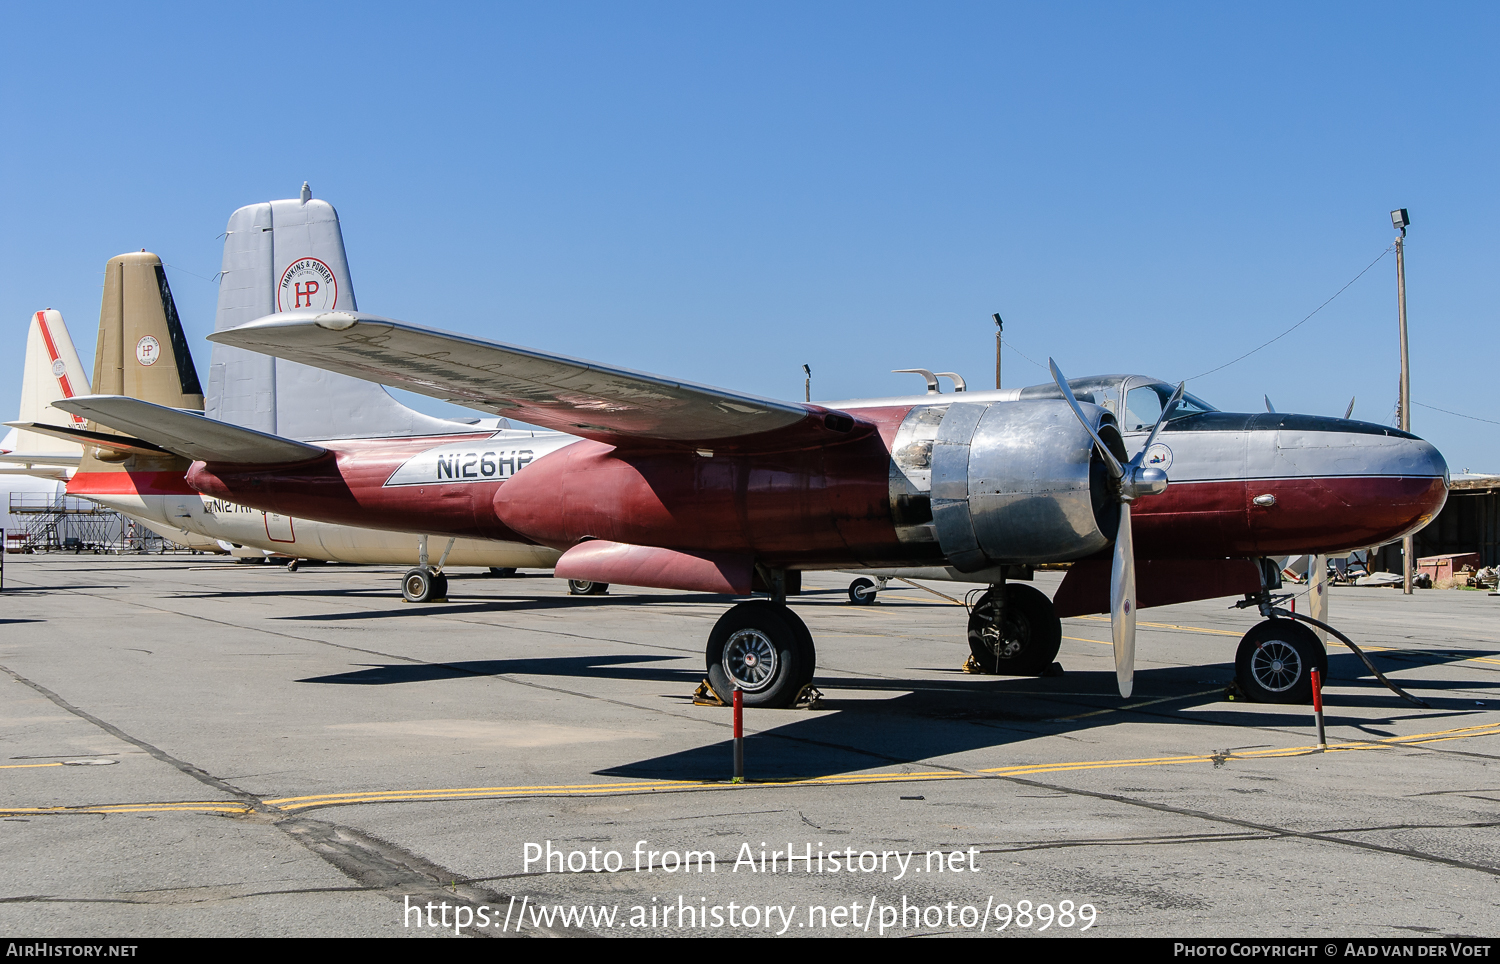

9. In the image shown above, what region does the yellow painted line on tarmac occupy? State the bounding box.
[9,722,1498,817]
[1076,614,1242,637]
[0,801,250,816]
[0,762,64,770]
[264,780,695,809]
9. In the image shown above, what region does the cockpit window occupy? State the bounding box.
[1121,383,1218,432]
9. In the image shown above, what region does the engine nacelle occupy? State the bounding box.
[890,399,1122,571]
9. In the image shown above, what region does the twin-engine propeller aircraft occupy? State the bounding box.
[60,306,1433,709]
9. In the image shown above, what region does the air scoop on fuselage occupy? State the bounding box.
[1127,411,1448,558]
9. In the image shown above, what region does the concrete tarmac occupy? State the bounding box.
[1,555,1498,938]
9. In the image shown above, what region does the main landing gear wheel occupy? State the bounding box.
[848,577,878,605]
[402,568,447,603]
[966,584,1062,676]
[568,580,609,596]
[1235,618,1326,704]
[706,602,815,708]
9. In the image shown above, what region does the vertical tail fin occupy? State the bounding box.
[75,252,198,472]
[93,252,204,410]
[206,185,477,441]
[3,309,92,459]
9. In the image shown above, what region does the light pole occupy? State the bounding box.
[993,313,1003,389]
[1392,208,1412,595]
[803,364,811,403]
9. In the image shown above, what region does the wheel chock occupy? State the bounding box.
[792,684,824,709]
[692,679,728,706]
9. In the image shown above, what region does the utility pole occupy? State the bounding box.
[1393,208,1413,595]
[993,313,1003,389]
[803,364,811,403]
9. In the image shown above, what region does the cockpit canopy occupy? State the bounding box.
[1016,374,1217,433]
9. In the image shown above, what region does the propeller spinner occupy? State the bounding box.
[1049,360,1184,698]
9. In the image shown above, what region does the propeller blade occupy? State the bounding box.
[1048,359,1124,480]
[1344,396,1356,419]
[1110,502,1136,698]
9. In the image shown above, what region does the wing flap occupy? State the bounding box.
[50,396,327,465]
[207,310,869,450]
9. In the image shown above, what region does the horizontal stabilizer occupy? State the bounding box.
[0,448,83,467]
[7,422,173,459]
[50,396,327,465]
[209,310,871,450]
[555,541,754,595]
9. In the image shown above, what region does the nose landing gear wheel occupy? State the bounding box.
[403,568,445,603]
[1235,619,1326,704]
[706,602,814,708]
[568,580,609,595]
[966,583,1062,676]
[847,577,878,605]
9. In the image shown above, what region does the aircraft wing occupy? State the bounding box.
[207,310,870,449]
[50,396,327,465]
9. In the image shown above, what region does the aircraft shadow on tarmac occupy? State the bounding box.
[292,643,1496,782]
[268,592,768,620]
[296,653,692,686]
[596,663,1496,782]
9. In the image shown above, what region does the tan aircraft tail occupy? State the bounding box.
[74,252,201,476]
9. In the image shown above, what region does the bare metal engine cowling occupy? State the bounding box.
[909,399,1122,571]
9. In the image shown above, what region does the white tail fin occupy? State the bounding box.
[205,185,478,441]
[4,309,91,458]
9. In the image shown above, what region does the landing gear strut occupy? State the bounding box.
[402,535,455,603]
[847,576,887,605]
[965,583,1062,676]
[1233,558,1426,707]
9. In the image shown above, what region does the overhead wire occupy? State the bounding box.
[1186,244,1395,382]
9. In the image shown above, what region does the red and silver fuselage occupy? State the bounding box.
[182,395,1447,573]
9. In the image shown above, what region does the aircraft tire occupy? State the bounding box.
[777,605,817,690]
[432,572,449,600]
[402,567,439,603]
[1235,619,1326,704]
[847,577,878,605]
[706,602,812,708]
[489,567,517,577]
[568,580,610,596]
[966,584,1062,676]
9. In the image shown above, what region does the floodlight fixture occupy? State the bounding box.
[1391,208,1409,233]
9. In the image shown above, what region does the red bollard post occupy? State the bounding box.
[733,687,744,783]
[1310,668,1326,749]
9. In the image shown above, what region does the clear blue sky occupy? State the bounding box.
[3,3,1495,468]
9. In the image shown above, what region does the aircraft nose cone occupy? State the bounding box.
[1329,428,1448,543]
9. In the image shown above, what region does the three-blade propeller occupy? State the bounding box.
[1049,362,1184,698]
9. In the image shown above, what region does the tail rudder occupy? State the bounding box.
[75,252,197,475]
[206,184,482,441]
[10,309,91,457]
[93,251,204,411]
